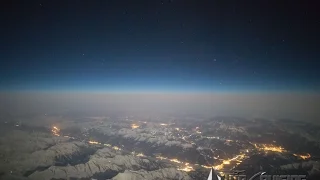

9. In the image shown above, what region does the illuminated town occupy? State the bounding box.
[131,123,139,129]
[51,126,60,136]
[293,153,311,160]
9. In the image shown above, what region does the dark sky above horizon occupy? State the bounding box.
[1,0,319,92]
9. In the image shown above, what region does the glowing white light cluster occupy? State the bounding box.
[52,126,60,136]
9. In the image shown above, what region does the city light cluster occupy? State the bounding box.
[52,126,60,136]
[178,163,194,172]
[136,153,145,157]
[170,158,182,164]
[200,153,247,171]
[131,123,139,129]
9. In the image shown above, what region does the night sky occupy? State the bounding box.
[1,1,319,92]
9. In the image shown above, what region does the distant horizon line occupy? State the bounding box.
[0,88,319,95]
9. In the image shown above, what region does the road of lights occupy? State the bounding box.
[88,140,122,150]
[254,143,286,153]
[293,153,311,160]
[160,123,168,126]
[212,154,246,170]
[52,126,122,151]
[88,140,101,145]
[155,155,194,172]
